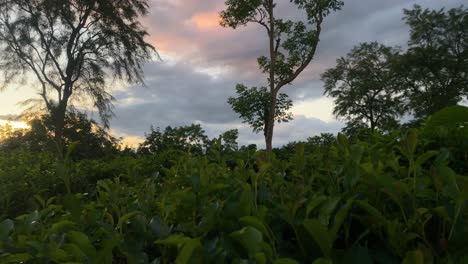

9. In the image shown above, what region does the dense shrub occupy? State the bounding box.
[0,124,467,263]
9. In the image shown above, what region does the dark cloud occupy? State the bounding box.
[111,61,240,136]
[110,60,343,146]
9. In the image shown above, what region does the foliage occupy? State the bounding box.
[396,5,468,118]
[220,0,343,153]
[322,42,405,132]
[138,124,209,156]
[0,0,155,156]
[1,107,467,263]
[228,84,293,135]
[0,2,467,264]
[0,111,121,160]
[421,105,468,174]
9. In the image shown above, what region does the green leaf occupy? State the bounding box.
[331,199,354,238]
[403,129,418,158]
[63,194,83,219]
[0,253,32,263]
[254,252,267,264]
[49,220,75,235]
[306,195,327,216]
[415,151,438,168]
[176,238,202,264]
[423,105,468,137]
[117,211,141,229]
[240,216,271,240]
[49,248,69,262]
[96,232,121,263]
[432,206,451,222]
[303,219,333,257]
[261,241,274,259]
[67,231,97,259]
[0,219,14,240]
[156,234,191,246]
[230,226,263,257]
[33,195,46,208]
[354,200,386,223]
[350,145,364,163]
[65,141,80,161]
[318,197,341,226]
[63,243,84,260]
[337,133,349,150]
[402,250,424,264]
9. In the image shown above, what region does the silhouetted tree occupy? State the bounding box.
[396,5,468,118]
[322,42,405,132]
[138,124,209,155]
[0,111,121,160]
[0,0,155,158]
[221,0,343,156]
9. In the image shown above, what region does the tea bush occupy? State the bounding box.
[0,112,467,263]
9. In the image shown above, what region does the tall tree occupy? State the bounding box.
[220,0,343,156]
[397,5,468,119]
[0,0,155,158]
[322,42,405,132]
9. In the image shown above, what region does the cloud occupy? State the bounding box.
[107,0,465,147]
[109,59,344,146]
[110,61,239,136]
[1,0,465,148]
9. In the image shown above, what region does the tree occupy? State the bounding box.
[227,84,293,139]
[0,121,26,141]
[219,128,239,153]
[220,0,343,156]
[138,124,209,155]
[203,128,240,163]
[396,5,468,119]
[0,111,121,160]
[0,0,155,158]
[322,42,406,132]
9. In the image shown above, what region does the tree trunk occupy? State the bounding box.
[52,102,68,160]
[265,0,276,159]
[265,92,276,156]
[369,110,375,133]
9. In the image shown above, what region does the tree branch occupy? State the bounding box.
[275,14,324,92]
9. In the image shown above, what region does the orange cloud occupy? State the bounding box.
[191,12,220,30]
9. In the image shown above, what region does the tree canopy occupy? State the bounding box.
[0,0,155,157]
[396,5,468,118]
[322,42,405,132]
[138,124,209,155]
[0,111,121,160]
[227,84,293,137]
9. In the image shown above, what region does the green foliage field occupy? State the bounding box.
[0,107,467,264]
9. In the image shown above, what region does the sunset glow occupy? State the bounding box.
[191,12,220,30]
[0,119,30,130]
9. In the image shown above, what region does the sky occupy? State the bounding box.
[0,0,465,147]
